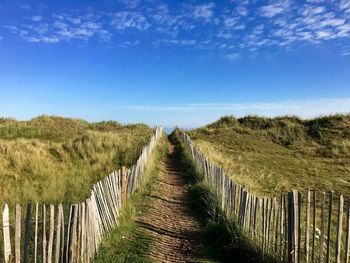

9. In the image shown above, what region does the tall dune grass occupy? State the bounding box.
[189,114,350,197]
[0,115,153,206]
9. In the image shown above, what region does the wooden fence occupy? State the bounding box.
[177,129,350,263]
[1,127,163,263]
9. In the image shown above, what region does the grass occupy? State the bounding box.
[188,114,350,197]
[170,131,274,263]
[93,135,168,263]
[0,115,153,206]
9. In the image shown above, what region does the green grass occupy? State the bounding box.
[170,131,273,263]
[188,115,350,197]
[0,115,153,206]
[93,135,168,263]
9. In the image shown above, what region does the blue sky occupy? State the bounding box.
[0,0,350,128]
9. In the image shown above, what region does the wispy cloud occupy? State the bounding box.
[2,0,350,58]
[20,4,31,11]
[112,98,350,115]
[31,16,42,22]
[225,53,239,61]
[111,11,150,30]
[118,0,141,9]
[193,3,215,20]
[260,0,291,18]
[107,98,350,127]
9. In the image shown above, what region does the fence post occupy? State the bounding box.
[3,203,11,263]
[335,195,344,263]
[121,166,127,208]
[305,190,310,263]
[345,197,350,263]
[286,190,301,263]
[326,191,333,263]
[23,203,32,263]
[15,204,21,263]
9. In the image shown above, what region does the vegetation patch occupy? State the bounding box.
[0,115,153,205]
[93,135,168,263]
[188,114,350,196]
[170,131,272,262]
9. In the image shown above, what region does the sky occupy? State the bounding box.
[0,0,350,128]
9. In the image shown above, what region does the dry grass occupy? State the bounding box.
[0,115,153,206]
[188,115,350,197]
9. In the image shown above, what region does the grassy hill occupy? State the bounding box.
[0,115,153,205]
[188,114,350,197]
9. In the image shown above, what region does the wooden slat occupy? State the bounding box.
[292,190,300,263]
[34,202,39,263]
[23,203,31,263]
[69,205,78,262]
[48,204,55,263]
[284,194,288,262]
[305,190,310,263]
[311,191,316,262]
[265,198,269,253]
[55,204,63,263]
[335,195,344,263]
[267,198,273,254]
[60,206,65,263]
[3,203,11,263]
[253,197,258,238]
[274,198,279,258]
[42,204,47,263]
[319,192,326,263]
[15,204,21,263]
[287,192,293,263]
[262,198,265,254]
[279,194,284,261]
[66,205,73,262]
[345,197,350,263]
[326,191,333,263]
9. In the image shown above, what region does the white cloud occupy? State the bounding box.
[236,6,248,16]
[32,16,42,22]
[118,0,140,9]
[260,1,290,18]
[25,36,59,43]
[225,53,239,60]
[118,40,140,47]
[319,18,345,27]
[193,3,215,20]
[111,11,150,30]
[5,0,350,56]
[224,17,239,27]
[16,12,112,43]
[113,98,350,118]
[2,25,18,32]
[20,4,31,10]
[340,0,350,10]
[156,39,197,46]
[307,0,325,2]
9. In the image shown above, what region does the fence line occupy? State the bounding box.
[177,128,350,263]
[1,127,163,263]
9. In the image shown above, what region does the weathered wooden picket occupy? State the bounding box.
[1,127,163,263]
[177,129,350,263]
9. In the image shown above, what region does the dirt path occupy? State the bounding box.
[133,140,205,262]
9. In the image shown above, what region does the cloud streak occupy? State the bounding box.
[2,0,350,58]
[111,98,350,115]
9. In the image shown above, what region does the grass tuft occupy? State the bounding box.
[0,115,154,206]
[189,114,350,196]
